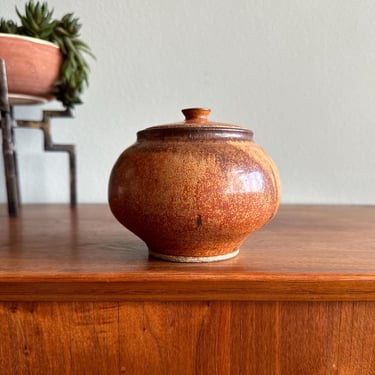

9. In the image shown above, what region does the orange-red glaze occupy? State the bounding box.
[109,108,281,261]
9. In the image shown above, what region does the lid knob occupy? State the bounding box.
[182,108,211,123]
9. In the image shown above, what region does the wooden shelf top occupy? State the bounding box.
[0,204,374,301]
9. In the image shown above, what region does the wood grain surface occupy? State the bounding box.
[0,205,374,374]
[0,204,374,301]
[0,301,373,374]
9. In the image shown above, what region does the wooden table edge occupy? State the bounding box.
[0,277,374,302]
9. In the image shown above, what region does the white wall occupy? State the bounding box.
[1,0,375,204]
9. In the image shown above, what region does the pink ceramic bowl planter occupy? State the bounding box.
[108,108,281,262]
[0,34,62,103]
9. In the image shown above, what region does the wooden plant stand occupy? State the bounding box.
[0,59,76,217]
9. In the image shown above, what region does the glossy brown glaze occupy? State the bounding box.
[0,34,62,99]
[108,108,281,262]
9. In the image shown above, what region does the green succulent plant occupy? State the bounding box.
[16,1,56,40]
[0,19,19,34]
[0,0,94,108]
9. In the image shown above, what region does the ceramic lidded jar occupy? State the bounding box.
[108,108,281,262]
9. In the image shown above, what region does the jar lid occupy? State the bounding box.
[138,108,254,140]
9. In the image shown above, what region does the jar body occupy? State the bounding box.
[108,128,281,262]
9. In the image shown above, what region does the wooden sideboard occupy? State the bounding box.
[0,204,374,374]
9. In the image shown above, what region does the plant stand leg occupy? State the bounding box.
[16,109,77,207]
[10,107,21,205]
[0,59,20,217]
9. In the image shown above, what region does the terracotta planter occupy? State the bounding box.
[0,33,62,104]
[108,108,281,262]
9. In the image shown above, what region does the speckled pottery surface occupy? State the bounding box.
[108,108,281,262]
